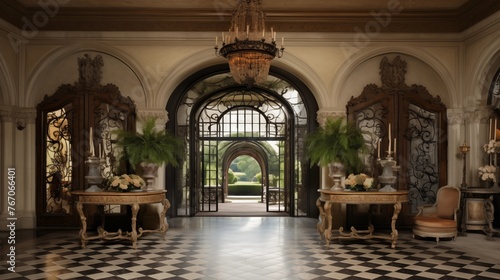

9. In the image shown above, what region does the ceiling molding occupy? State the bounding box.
[0,1,498,33]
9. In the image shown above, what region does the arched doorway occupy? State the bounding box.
[221,141,282,211]
[166,65,319,218]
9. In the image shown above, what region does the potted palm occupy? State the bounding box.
[114,116,184,189]
[306,116,367,190]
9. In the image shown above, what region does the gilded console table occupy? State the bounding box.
[317,189,409,249]
[72,190,169,249]
[460,187,500,240]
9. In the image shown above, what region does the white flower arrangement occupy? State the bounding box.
[344,173,374,191]
[478,165,496,182]
[483,140,500,154]
[108,174,146,192]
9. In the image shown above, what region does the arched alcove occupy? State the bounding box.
[25,46,148,108]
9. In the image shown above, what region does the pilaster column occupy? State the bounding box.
[469,107,494,187]
[0,106,37,229]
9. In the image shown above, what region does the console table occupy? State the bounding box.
[460,187,500,240]
[72,190,169,249]
[317,189,409,249]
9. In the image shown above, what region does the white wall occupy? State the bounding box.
[0,11,499,228]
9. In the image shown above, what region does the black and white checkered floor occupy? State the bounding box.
[1,217,500,279]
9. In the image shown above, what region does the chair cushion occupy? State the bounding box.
[414,215,456,228]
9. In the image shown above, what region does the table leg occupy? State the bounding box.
[324,201,333,246]
[460,194,468,236]
[316,198,326,241]
[159,198,170,239]
[390,202,402,249]
[76,201,88,249]
[484,196,498,240]
[131,203,139,249]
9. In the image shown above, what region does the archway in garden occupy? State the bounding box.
[219,141,285,213]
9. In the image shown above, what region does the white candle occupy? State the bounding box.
[388,123,391,154]
[215,36,217,46]
[89,127,94,157]
[489,118,492,140]
[281,37,284,46]
[377,138,381,158]
[393,138,397,156]
[98,142,102,158]
[493,118,497,142]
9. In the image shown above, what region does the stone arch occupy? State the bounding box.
[221,141,269,201]
[155,49,326,112]
[467,43,500,107]
[0,52,16,106]
[333,47,456,109]
[25,44,150,108]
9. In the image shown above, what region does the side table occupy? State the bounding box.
[72,190,169,249]
[460,187,500,240]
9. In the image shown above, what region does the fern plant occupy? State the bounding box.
[114,117,184,169]
[305,117,367,174]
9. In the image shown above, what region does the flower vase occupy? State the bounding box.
[140,162,159,190]
[480,180,494,188]
[328,162,344,191]
[353,185,366,192]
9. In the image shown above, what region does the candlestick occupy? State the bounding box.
[459,144,470,188]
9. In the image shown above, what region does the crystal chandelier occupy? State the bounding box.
[215,0,285,87]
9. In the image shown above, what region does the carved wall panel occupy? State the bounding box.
[347,56,448,228]
[36,54,137,228]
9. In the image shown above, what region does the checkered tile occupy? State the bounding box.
[1,217,499,279]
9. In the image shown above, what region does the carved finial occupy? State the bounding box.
[78,54,104,88]
[379,56,407,89]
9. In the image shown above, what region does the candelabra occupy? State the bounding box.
[85,156,104,192]
[459,144,470,188]
[377,152,399,192]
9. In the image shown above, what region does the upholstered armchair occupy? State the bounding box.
[413,185,461,243]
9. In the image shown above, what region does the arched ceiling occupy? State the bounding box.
[0,0,498,33]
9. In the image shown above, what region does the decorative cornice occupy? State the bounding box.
[447,109,468,125]
[470,107,495,123]
[0,106,14,122]
[0,1,498,33]
[0,106,36,129]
